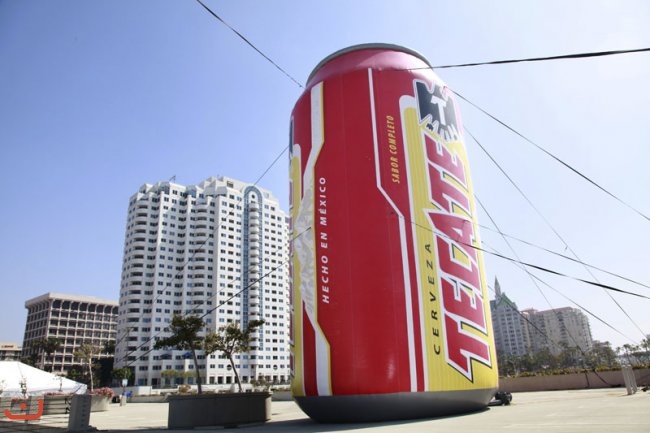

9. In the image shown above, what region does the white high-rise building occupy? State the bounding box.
[523,307,593,355]
[114,176,290,387]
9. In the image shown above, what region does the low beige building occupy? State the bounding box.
[0,342,22,361]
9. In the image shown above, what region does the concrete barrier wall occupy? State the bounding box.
[129,395,168,403]
[499,368,650,392]
[271,391,293,401]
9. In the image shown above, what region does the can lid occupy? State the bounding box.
[307,43,431,84]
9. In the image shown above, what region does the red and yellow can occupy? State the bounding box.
[289,44,497,422]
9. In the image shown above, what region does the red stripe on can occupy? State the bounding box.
[312,68,413,395]
[302,308,318,396]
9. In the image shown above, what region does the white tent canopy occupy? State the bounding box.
[0,361,86,397]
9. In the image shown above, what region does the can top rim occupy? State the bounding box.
[307,43,431,84]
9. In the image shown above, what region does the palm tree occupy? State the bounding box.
[112,367,132,385]
[204,320,264,392]
[160,369,180,387]
[622,344,635,365]
[102,340,116,355]
[153,315,205,394]
[32,337,62,371]
[639,338,650,364]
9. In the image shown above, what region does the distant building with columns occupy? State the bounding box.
[22,292,118,373]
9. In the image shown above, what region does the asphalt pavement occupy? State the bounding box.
[89,388,649,433]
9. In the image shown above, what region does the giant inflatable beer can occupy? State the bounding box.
[289,44,498,422]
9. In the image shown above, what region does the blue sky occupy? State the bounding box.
[1,0,649,350]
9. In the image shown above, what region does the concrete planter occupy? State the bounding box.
[129,395,167,403]
[90,395,111,412]
[271,390,293,401]
[167,392,271,429]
